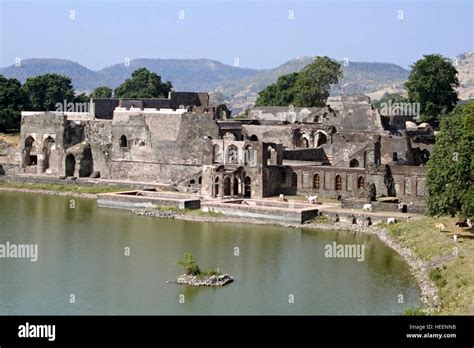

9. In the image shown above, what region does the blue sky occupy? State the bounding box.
[0,0,472,70]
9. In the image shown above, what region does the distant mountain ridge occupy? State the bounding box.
[1,53,472,112]
[0,58,260,93]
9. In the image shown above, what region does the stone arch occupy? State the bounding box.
[315,131,328,147]
[119,135,127,148]
[335,175,342,191]
[350,159,359,167]
[213,144,222,163]
[42,136,55,172]
[244,176,252,198]
[250,134,258,141]
[65,154,76,177]
[24,135,36,166]
[79,145,93,177]
[357,176,365,189]
[313,173,320,189]
[227,145,239,164]
[301,138,309,148]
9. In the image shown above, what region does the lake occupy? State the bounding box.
[0,191,420,314]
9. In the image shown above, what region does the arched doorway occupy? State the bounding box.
[24,136,36,166]
[335,175,342,190]
[79,146,93,177]
[292,172,298,187]
[301,138,309,148]
[119,135,127,148]
[223,176,231,196]
[42,137,55,172]
[65,154,76,177]
[315,132,327,147]
[313,174,320,189]
[233,177,239,196]
[244,176,251,198]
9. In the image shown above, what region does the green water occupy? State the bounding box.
[0,191,420,314]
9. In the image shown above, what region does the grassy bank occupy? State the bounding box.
[385,216,474,314]
[0,181,130,195]
[0,133,20,147]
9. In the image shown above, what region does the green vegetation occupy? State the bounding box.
[426,100,473,218]
[0,181,129,194]
[255,56,342,107]
[22,73,75,111]
[0,76,29,131]
[385,216,474,314]
[404,307,427,316]
[255,73,299,106]
[114,68,172,98]
[373,92,408,110]
[91,86,113,98]
[176,252,222,277]
[405,54,459,125]
[310,215,335,224]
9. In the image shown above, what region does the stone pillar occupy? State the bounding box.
[219,173,224,199]
[231,173,235,198]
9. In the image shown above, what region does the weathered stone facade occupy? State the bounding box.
[18,93,433,200]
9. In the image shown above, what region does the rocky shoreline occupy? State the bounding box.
[177,274,234,287]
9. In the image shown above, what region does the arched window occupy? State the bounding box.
[227,145,239,164]
[313,174,320,189]
[119,135,127,148]
[198,176,202,185]
[357,177,365,189]
[335,175,342,191]
[292,172,298,187]
[250,134,258,141]
[244,145,253,165]
[350,159,359,167]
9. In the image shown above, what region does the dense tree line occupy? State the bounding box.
[0,68,172,132]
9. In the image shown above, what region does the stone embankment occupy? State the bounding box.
[177,274,234,287]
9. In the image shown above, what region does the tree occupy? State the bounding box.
[22,73,75,111]
[91,86,113,99]
[426,100,473,218]
[294,56,342,107]
[0,76,29,131]
[405,54,459,125]
[255,73,299,106]
[255,57,342,107]
[373,92,408,110]
[114,68,172,98]
[176,252,201,276]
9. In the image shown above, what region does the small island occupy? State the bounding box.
[176,253,233,287]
